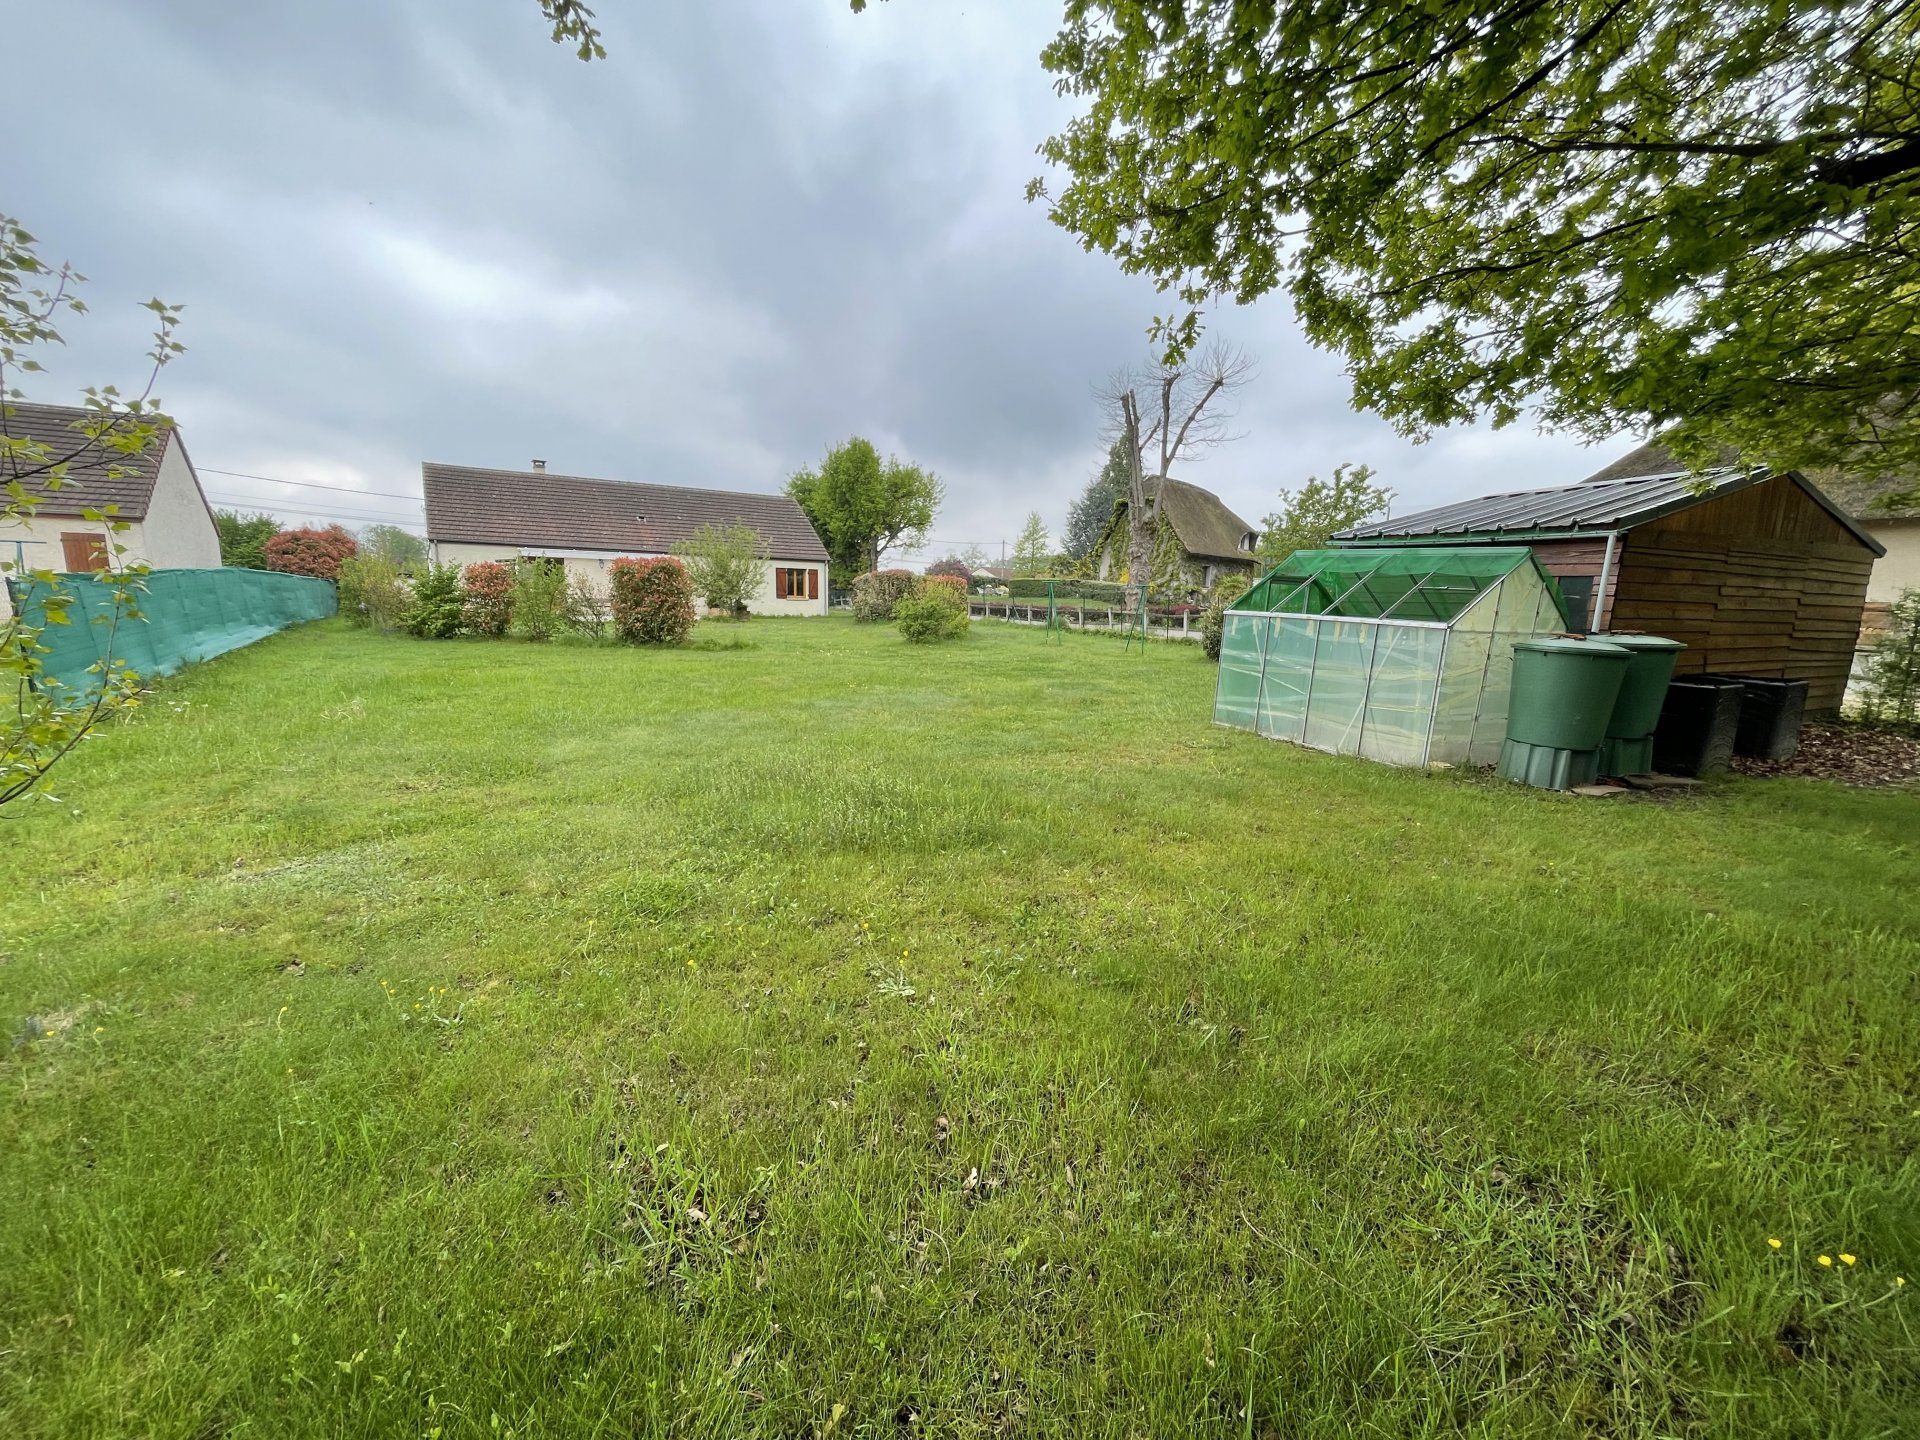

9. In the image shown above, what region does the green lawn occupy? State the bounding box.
[3,616,1916,1438]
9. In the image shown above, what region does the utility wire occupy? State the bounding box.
[200,466,424,502]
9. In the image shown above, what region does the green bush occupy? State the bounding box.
[404,564,467,639]
[564,572,611,641]
[336,554,408,630]
[1200,574,1251,661]
[852,569,916,622]
[1858,588,1920,726]
[896,579,970,643]
[511,560,570,641]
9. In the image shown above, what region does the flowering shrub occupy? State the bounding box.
[404,563,467,639]
[610,556,696,645]
[896,577,970,643]
[852,568,917,622]
[264,525,358,581]
[459,561,514,637]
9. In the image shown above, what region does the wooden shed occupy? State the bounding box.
[1331,465,1884,711]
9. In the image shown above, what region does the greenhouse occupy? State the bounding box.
[1213,546,1572,767]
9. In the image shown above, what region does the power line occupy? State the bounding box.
[206,493,426,531]
[200,467,425,502]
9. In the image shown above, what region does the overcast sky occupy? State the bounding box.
[9,0,1626,562]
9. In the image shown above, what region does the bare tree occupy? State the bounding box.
[1099,340,1255,587]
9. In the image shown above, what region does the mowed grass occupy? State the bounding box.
[2,616,1917,1439]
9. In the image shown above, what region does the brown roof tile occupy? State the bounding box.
[0,401,174,519]
[422,462,829,562]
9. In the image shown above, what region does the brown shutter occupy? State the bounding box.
[807,568,819,600]
[61,532,108,572]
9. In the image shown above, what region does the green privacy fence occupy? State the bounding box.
[8,566,336,698]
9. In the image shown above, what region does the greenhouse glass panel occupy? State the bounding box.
[1255,616,1318,742]
[1214,613,1265,730]
[1302,620,1374,753]
[1359,623,1444,766]
[1214,544,1563,768]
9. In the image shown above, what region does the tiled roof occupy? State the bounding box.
[422,462,830,562]
[1335,466,1884,555]
[0,401,174,519]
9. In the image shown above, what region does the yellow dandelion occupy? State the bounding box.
[1840,1253,1856,1266]
[1818,1255,1833,1267]
[1767,1237,1782,1249]
[1897,1277,1906,1287]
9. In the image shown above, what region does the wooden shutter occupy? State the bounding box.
[806,568,819,600]
[61,532,108,572]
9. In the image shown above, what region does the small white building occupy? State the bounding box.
[1,401,221,617]
[422,460,830,616]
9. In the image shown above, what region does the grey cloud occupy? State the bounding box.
[6,0,1619,550]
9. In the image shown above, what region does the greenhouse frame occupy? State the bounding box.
[1213,546,1572,767]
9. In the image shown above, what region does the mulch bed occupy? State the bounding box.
[1732,720,1920,788]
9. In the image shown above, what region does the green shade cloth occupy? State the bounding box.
[8,566,336,701]
[1215,546,1570,767]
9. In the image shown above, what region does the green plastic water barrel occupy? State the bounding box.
[1506,638,1631,751]
[1594,634,1687,740]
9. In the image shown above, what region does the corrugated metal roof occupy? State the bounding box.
[1334,465,1884,554]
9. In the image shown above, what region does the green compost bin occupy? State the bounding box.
[1498,637,1632,789]
[1593,633,1686,775]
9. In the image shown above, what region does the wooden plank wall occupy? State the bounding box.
[1525,538,1617,629]
[1607,477,1875,710]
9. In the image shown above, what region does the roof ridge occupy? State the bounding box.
[422,461,800,505]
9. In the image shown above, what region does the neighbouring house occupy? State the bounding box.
[422,460,830,616]
[1,401,221,616]
[1091,478,1261,594]
[1332,462,1883,712]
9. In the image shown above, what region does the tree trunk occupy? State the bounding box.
[1120,392,1153,593]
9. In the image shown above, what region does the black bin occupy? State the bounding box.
[1652,678,1743,776]
[1696,674,1811,761]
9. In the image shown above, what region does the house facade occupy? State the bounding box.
[2,402,222,617]
[1090,478,1261,594]
[1333,463,1883,712]
[422,461,830,616]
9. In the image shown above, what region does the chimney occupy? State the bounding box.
[531,458,547,472]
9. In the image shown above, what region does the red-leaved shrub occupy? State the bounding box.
[610,556,696,645]
[925,557,973,582]
[462,561,515,637]
[264,525,358,580]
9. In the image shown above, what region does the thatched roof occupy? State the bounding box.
[1141,478,1258,563]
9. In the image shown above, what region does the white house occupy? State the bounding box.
[422,460,830,616]
[2,401,221,617]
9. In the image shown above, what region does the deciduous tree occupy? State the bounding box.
[1100,341,1253,585]
[787,437,942,579]
[1258,464,1395,566]
[214,509,279,569]
[1034,1,1920,475]
[358,523,426,572]
[2,216,180,810]
[675,521,766,617]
